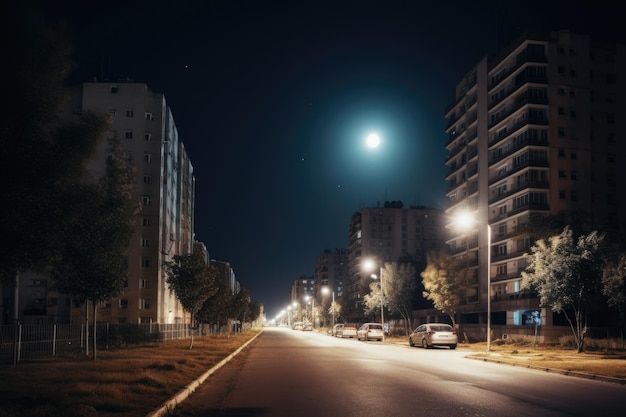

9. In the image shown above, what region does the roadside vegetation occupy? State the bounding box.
[0,329,261,417]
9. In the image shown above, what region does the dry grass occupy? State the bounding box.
[384,335,626,380]
[462,341,626,379]
[0,329,261,417]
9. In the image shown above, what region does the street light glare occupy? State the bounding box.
[365,132,381,148]
[454,210,476,231]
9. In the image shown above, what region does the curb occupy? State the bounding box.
[146,329,264,417]
[464,354,626,385]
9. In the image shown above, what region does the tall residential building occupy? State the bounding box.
[444,31,626,341]
[314,249,348,298]
[346,202,447,321]
[71,82,195,325]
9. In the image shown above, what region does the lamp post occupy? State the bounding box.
[455,211,492,351]
[363,258,385,342]
[322,286,335,329]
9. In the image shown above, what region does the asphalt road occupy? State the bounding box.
[176,327,626,417]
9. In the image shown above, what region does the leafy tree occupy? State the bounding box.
[602,254,626,347]
[0,3,103,283]
[165,253,218,348]
[521,227,605,353]
[231,288,261,330]
[421,250,464,327]
[51,133,138,359]
[362,262,387,321]
[385,262,418,335]
[197,273,234,331]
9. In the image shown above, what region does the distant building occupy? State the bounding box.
[313,249,348,325]
[346,202,447,321]
[444,31,626,341]
[289,276,315,322]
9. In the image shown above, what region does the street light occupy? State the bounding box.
[454,210,492,351]
[322,286,335,329]
[363,258,385,342]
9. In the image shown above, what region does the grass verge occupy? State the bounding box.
[0,329,262,417]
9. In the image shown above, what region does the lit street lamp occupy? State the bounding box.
[454,210,492,351]
[363,258,385,342]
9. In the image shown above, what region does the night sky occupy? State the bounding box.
[32,0,619,319]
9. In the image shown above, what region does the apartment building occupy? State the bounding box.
[444,31,626,341]
[346,202,447,321]
[72,82,195,325]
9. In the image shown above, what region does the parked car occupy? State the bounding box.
[331,323,344,337]
[356,323,384,341]
[409,323,458,349]
[292,321,303,331]
[302,321,313,331]
[339,324,357,338]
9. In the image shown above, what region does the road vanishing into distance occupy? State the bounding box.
[178,327,626,417]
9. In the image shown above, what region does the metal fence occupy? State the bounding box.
[0,322,228,365]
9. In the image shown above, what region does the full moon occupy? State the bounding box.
[366,132,380,148]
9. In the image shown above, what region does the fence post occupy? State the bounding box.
[14,323,22,365]
[53,324,57,357]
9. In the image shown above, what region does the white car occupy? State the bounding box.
[409,323,458,349]
[356,323,384,341]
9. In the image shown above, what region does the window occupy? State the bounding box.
[558,149,566,158]
[142,217,150,226]
[558,170,566,179]
[140,279,149,288]
[110,86,118,94]
[119,299,128,309]
[144,153,152,163]
[143,175,152,184]
[139,299,150,309]
[124,130,133,139]
[141,238,150,247]
[145,112,154,120]
[558,107,566,116]
[570,170,578,180]
[497,244,507,256]
[144,133,152,142]
[126,109,134,118]
[497,264,507,276]
[142,257,151,268]
[559,190,567,199]
[558,127,566,137]
[142,196,151,206]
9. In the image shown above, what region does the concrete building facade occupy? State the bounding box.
[444,31,626,341]
[346,203,447,321]
[73,82,195,325]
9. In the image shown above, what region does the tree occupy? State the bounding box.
[602,254,626,347]
[51,133,139,359]
[0,3,103,282]
[384,262,418,335]
[521,227,605,353]
[165,253,218,348]
[421,250,464,327]
[197,275,234,331]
